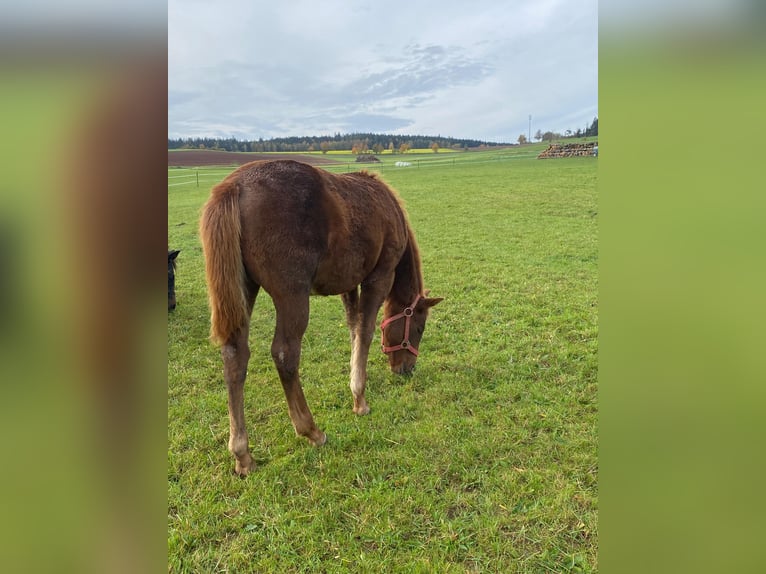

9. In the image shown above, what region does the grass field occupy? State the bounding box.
[168,149,598,572]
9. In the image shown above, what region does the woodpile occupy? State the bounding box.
[355,154,380,163]
[537,142,597,159]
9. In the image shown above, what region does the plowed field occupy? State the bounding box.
[168,150,341,167]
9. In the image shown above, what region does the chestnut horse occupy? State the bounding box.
[200,160,441,475]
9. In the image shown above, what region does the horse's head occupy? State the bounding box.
[168,250,180,311]
[381,292,443,375]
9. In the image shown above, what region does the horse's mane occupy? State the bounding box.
[354,172,424,311]
[385,218,424,314]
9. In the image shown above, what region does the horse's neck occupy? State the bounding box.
[387,233,423,310]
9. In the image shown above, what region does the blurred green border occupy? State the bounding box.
[600,27,766,573]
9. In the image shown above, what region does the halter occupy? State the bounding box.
[380,294,421,356]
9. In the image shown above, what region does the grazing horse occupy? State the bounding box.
[200,160,442,476]
[168,250,180,311]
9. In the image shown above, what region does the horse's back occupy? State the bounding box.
[232,160,407,296]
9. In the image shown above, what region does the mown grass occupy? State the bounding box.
[168,150,597,572]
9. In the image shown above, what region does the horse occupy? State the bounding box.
[199,160,442,476]
[168,250,180,311]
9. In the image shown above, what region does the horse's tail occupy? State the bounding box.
[199,177,249,345]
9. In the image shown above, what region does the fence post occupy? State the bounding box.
[196,170,199,187]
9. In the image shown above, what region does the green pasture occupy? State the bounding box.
[168,150,598,572]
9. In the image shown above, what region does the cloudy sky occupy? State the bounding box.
[168,0,597,143]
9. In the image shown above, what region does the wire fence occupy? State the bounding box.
[167,149,548,189]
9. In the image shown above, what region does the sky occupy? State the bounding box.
[168,0,597,143]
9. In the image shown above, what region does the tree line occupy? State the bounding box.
[169,118,597,153]
[517,117,598,145]
[167,132,509,154]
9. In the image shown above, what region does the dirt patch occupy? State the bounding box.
[168,150,342,167]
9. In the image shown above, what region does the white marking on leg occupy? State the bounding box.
[349,341,366,397]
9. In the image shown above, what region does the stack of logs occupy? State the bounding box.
[355,154,381,163]
[537,142,597,159]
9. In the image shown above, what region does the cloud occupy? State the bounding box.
[168,1,598,141]
[345,44,494,104]
[169,42,496,139]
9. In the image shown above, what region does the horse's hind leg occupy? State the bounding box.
[222,285,258,476]
[271,294,326,447]
[222,326,254,476]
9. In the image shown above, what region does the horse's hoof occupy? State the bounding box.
[234,463,253,477]
[310,431,327,447]
[353,398,370,416]
[233,455,255,477]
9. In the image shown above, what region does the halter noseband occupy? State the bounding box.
[380,294,421,356]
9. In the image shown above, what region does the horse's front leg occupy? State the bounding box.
[222,327,254,476]
[344,288,372,415]
[341,287,360,345]
[348,285,388,415]
[349,330,372,415]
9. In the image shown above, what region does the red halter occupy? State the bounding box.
[380,294,421,356]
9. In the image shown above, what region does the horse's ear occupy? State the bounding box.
[420,290,442,308]
[169,250,180,260]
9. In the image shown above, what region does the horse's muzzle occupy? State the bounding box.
[392,362,415,376]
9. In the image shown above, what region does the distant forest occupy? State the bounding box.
[167,133,508,154]
[168,119,597,154]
